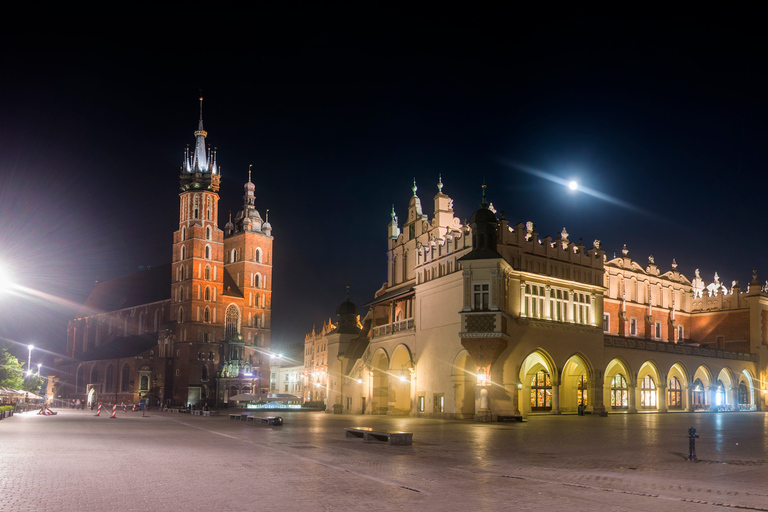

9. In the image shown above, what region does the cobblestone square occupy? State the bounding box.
[2,409,768,511]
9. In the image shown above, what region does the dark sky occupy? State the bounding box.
[2,6,768,364]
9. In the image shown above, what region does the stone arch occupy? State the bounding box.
[518,349,558,415]
[737,369,756,410]
[692,365,713,410]
[560,352,594,413]
[667,362,689,411]
[715,366,736,409]
[370,348,390,415]
[604,357,633,412]
[389,344,413,415]
[637,360,662,411]
[451,350,477,420]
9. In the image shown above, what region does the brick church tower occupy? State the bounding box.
[160,98,273,406]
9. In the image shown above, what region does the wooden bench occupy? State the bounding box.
[230,413,251,420]
[246,415,283,426]
[201,410,218,417]
[345,427,412,445]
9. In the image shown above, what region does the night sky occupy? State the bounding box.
[2,7,767,366]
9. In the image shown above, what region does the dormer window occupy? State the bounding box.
[473,283,489,310]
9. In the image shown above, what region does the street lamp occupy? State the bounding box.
[37,363,41,376]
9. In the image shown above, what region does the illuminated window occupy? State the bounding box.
[572,292,590,325]
[692,378,705,409]
[610,374,628,409]
[473,283,489,310]
[550,288,568,322]
[225,305,240,339]
[715,379,725,407]
[577,374,588,406]
[417,395,425,412]
[668,377,682,409]
[640,375,657,409]
[530,370,552,410]
[738,382,749,407]
[433,394,445,413]
[140,375,148,391]
[524,284,544,318]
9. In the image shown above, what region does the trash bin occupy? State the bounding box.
[577,404,584,416]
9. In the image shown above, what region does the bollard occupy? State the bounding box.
[687,426,699,461]
[95,403,102,417]
[111,404,117,419]
[132,404,136,412]
[123,403,126,412]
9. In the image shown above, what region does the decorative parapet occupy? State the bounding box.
[372,318,415,338]
[603,335,757,362]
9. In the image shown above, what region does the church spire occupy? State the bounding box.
[180,96,220,192]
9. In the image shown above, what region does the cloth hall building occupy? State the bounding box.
[319,180,767,420]
[53,102,274,407]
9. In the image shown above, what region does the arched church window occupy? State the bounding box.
[255,248,262,263]
[202,365,208,380]
[180,246,186,260]
[177,307,184,324]
[120,363,131,393]
[225,305,240,339]
[610,374,628,409]
[640,375,657,409]
[206,226,212,240]
[140,375,149,391]
[181,227,186,241]
[105,364,114,393]
[204,307,210,323]
[204,287,211,301]
[205,265,211,280]
[205,245,211,259]
[90,366,98,387]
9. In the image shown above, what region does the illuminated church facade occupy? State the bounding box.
[55,100,273,407]
[322,179,767,420]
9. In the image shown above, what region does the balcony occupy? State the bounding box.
[372,318,414,338]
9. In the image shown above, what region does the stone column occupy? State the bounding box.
[628,382,638,413]
[686,385,694,412]
[590,372,606,414]
[545,285,552,320]
[520,282,527,317]
[729,385,738,411]
[551,382,560,414]
[657,384,667,412]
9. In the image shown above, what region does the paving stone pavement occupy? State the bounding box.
[1,408,768,511]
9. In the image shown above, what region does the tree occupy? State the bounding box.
[0,348,25,389]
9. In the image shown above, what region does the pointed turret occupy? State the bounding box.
[388,205,400,239]
[460,182,501,260]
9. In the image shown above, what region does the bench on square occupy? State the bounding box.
[191,410,202,416]
[246,415,283,426]
[496,415,523,422]
[345,427,412,445]
[201,411,218,417]
[229,413,251,420]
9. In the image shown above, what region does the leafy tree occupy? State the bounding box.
[0,348,25,389]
